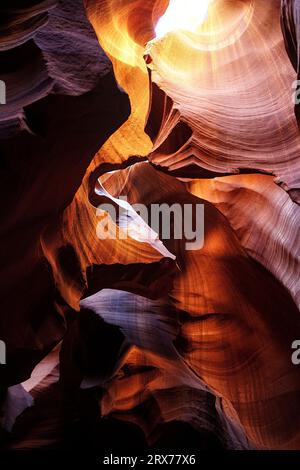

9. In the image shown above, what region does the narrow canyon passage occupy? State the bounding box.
[1,0,300,453]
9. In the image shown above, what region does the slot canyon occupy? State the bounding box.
[1,0,300,455]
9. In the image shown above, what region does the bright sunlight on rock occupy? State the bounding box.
[1,0,300,462]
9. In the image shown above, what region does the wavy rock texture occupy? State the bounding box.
[0,1,57,51]
[189,174,300,310]
[0,0,130,389]
[77,162,300,450]
[281,0,300,128]
[79,288,249,449]
[1,0,300,454]
[145,0,300,201]
[74,0,300,450]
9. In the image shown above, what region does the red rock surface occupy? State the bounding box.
[1,0,300,452]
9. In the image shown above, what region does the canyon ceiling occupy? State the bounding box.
[1,0,300,452]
